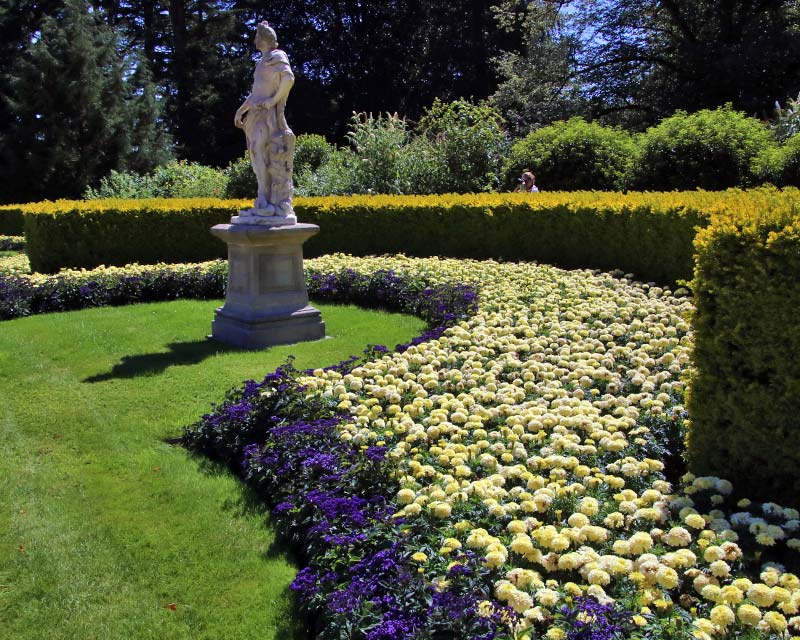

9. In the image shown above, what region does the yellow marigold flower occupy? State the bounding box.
[656,566,679,589]
[720,585,744,605]
[549,535,571,552]
[476,600,495,618]
[703,546,725,562]
[397,488,416,504]
[664,526,692,547]
[587,569,611,586]
[430,501,452,518]
[764,611,788,633]
[411,552,428,563]
[508,590,534,614]
[737,604,762,626]
[747,583,775,608]
[535,588,560,607]
[756,533,776,546]
[632,615,647,627]
[484,551,506,569]
[684,513,706,529]
[709,560,731,578]
[507,519,527,534]
[710,604,735,627]
[546,628,566,640]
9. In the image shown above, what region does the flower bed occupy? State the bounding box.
[0,259,227,320]
[185,255,800,640]
[0,235,24,251]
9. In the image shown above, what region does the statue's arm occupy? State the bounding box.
[257,70,295,109]
[234,93,254,128]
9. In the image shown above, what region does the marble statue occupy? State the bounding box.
[234,21,296,224]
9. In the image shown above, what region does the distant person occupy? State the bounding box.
[516,170,539,193]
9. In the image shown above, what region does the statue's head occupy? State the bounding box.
[255,21,278,50]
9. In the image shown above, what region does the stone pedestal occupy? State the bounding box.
[210,223,325,349]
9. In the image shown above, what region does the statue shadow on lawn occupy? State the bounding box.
[82,338,242,383]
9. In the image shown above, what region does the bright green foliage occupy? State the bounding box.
[503,117,635,190]
[687,188,800,505]
[752,134,800,187]
[85,161,229,200]
[629,106,775,191]
[343,112,413,194]
[294,134,335,175]
[417,98,508,193]
[20,192,714,281]
[222,152,257,200]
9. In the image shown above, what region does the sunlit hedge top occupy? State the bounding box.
[10,187,800,279]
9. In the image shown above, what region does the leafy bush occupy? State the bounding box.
[503,117,634,191]
[417,98,508,193]
[752,134,800,187]
[294,148,357,197]
[84,160,228,199]
[294,134,335,174]
[23,198,239,273]
[343,112,412,194]
[628,105,775,190]
[222,152,257,199]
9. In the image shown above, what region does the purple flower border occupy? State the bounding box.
[181,269,523,639]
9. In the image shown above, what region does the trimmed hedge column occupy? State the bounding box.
[687,206,800,505]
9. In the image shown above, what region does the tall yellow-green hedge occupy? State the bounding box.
[687,190,800,504]
[23,192,716,280]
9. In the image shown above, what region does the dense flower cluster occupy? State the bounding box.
[0,258,227,320]
[0,235,24,251]
[291,255,800,639]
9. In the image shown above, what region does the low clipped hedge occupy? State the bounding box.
[687,200,800,505]
[23,198,240,273]
[19,192,725,282]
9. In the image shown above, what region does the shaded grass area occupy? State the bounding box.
[0,299,425,640]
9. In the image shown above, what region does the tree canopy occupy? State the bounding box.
[1,0,799,202]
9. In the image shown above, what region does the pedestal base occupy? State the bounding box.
[210,222,325,349]
[212,304,325,349]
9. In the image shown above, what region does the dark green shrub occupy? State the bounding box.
[629,106,775,191]
[294,134,335,174]
[223,152,257,199]
[503,117,634,191]
[0,206,25,235]
[417,98,508,193]
[752,135,800,187]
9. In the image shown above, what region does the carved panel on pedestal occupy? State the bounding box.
[259,254,298,293]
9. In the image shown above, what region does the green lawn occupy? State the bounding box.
[0,299,425,640]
